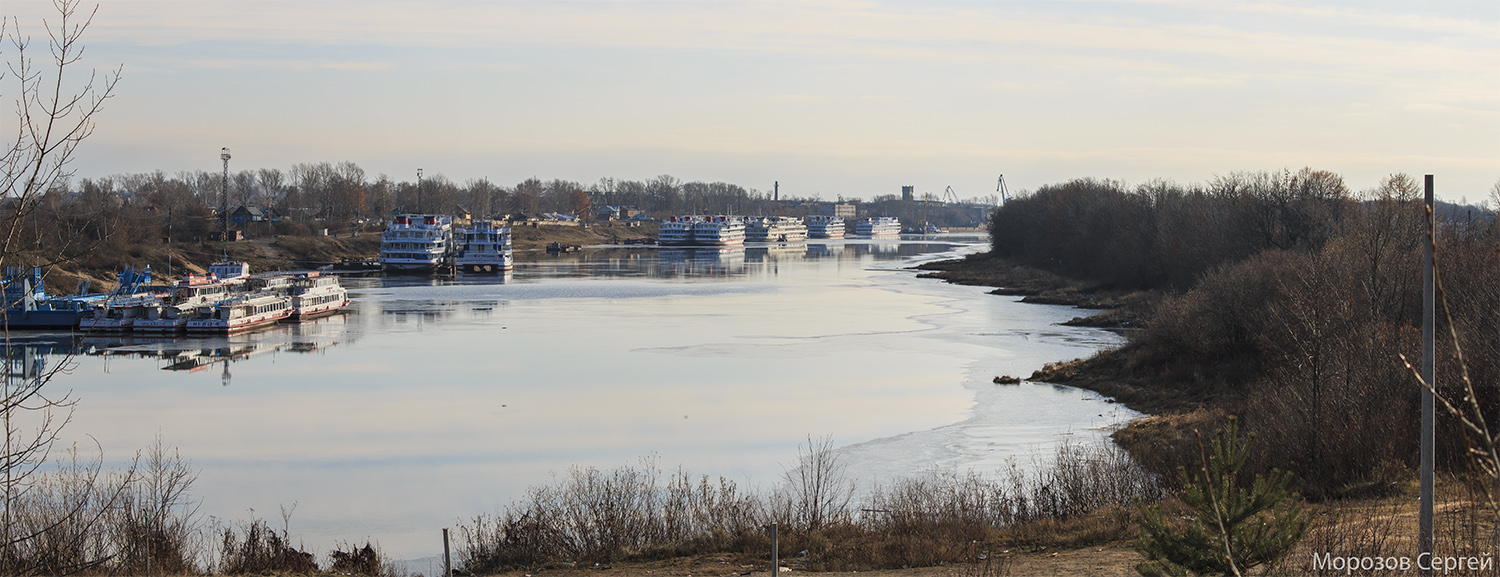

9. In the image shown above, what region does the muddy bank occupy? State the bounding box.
[913,252,1156,329]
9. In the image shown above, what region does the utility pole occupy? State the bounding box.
[220,147,231,241]
[1419,175,1434,576]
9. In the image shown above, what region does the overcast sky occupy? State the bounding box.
[7,0,1498,202]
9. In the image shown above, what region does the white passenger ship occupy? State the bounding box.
[744,216,808,243]
[691,216,746,246]
[379,214,453,273]
[855,216,902,237]
[805,215,846,239]
[658,216,702,246]
[288,272,349,320]
[80,294,163,333]
[453,219,514,272]
[185,292,293,334]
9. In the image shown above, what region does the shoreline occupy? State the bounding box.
[911,251,1193,416]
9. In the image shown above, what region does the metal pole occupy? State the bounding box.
[770,522,778,576]
[443,527,452,577]
[1420,174,1434,576]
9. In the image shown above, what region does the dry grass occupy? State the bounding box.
[456,442,1161,574]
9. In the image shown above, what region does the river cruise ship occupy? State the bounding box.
[453,220,514,272]
[744,216,808,243]
[287,272,350,320]
[805,215,845,239]
[855,216,902,237]
[657,216,702,246]
[379,214,453,273]
[691,216,746,246]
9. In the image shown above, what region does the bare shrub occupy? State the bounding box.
[3,447,135,576]
[784,435,854,532]
[329,540,387,576]
[458,438,1160,573]
[217,513,317,574]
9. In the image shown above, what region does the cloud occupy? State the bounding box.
[56,0,1488,106]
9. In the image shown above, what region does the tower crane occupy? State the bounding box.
[996,175,1009,204]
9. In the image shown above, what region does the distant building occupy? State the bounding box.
[226,205,272,225]
[901,185,915,201]
[597,205,645,220]
[823,202,857,218]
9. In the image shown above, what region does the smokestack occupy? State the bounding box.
[774,181,779,202]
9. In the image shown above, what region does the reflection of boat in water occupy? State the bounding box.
[657,247,746,276]
[744,242,808,263]
[805,215,845,239]
[855,216,902,237]
[454,219,513,272]
[842,242,903,256]
[744,216,808,243]
[804,242,844,258]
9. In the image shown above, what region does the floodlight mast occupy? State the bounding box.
[220,148,231,241]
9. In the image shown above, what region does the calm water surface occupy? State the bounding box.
[18,236,1134,559]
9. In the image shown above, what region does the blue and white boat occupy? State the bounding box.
[3,265,158,330]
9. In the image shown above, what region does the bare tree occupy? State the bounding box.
[0,2,134,574]
[783,435,853,531]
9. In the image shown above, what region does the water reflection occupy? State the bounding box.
[23,234,1137,560]
[5,316,350,382]
[407,238,981,283]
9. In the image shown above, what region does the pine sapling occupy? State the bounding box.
[1136,417,1310,577]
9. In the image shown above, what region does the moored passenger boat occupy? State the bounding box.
[80,294,163,333]
[453,219,514,272]
[691,216,746,246]
[286,272,349,321]
[805,215,845,239]
[744,216,809,243]
[657,216,701,246]
[855,216,902,237]
[132,266,248,333]
[185,292,293,334]
[379,214,453,273]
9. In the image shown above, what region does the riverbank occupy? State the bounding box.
[41,222,659,294]
[912,252,1156,329]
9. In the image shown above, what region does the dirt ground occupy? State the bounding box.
[475,542,1144,577]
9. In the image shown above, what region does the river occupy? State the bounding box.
[11,235,1134,560]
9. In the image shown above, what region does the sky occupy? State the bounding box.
[5,0,1498,202]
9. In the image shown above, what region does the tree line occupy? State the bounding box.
[989,169,1500,497]
[48,165,801,229]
